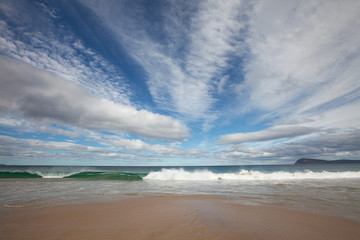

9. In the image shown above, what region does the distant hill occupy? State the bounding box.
[295,158,360,165]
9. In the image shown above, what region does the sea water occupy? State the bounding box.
[1,164,360,221]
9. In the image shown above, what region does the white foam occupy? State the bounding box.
[143,168,360,181]
[32,171,79,178]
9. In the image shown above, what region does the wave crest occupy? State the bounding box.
[0,170,143,181]
[143,168,360,181]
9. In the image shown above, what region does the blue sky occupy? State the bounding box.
[0,0,359,166]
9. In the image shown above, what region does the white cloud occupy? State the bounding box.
[0,135,110,164]
[218,128,360,163]
[0,57,189,141]
[2,0,359,165]
[242,0,360,116]
[80,0,250,121]
[0,134,209,165]
[216,126,316,145]
[219,0,360,154]
[0,4,131,105]
[100,134,209,159]
[217,75,229,94]
[105,137,179,154]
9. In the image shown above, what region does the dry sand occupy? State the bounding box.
[1,195,359,240]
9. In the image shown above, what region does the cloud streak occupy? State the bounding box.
[0,134,207,165]
[217,126,316,145]
[216,0,360,160]
[240,0,360,115]
[0,2,131,105]
[80,0,250,122]
[0,57,189,141]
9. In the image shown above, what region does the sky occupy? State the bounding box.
[0,0,359,166]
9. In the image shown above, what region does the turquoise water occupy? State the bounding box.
[1,164,360,221]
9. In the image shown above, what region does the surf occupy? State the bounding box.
[143,168,360,181]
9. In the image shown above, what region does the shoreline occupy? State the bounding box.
[1,194,360,240]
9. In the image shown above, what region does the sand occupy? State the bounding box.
[1,195,359,240]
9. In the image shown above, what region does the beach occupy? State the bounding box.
[1,165,360,239]
[1,195,360,240]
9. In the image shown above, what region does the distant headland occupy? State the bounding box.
[295,158,360,165]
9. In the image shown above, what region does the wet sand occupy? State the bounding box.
[1,195,360,240]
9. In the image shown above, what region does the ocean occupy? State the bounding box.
[1,164,360,222]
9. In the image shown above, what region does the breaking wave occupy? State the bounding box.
[2,168,360,181]
[0,171,144,181]
[143,168,360,181]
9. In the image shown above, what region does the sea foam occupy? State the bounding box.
[143,168,360,181]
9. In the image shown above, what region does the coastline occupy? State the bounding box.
[1,195,360,240]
